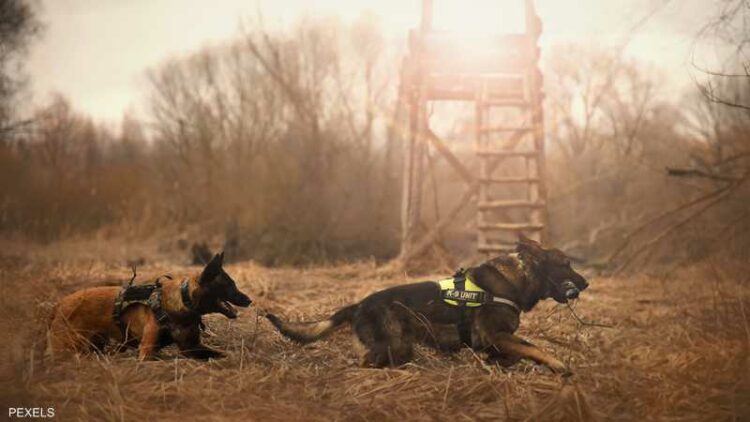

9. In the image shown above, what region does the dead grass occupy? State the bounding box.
[0,244,748,421]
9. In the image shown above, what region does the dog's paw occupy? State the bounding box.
[181,347,225,360]
[207,349,226,360]
[197,349,225,360]
[547,359,571,376]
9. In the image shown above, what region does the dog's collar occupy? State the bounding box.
[180,279,195,311]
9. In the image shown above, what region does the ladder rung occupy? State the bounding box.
[477,150,538,158]
[480,176,540,184]
[478,243,516,253]
[480,99,530,108]
[478,223,545,231]
[479,126,533,134]
[478,200,546,210]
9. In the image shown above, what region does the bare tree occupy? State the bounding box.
[145,16,398,263]
[604,0,750,272]
[691,0,750,111]
[0,0,40,137]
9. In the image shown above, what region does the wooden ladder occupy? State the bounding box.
[475,70,547,254]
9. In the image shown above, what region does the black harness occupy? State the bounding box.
[112,277,197,336]
[181,279,195,309]
[451,269,473,347]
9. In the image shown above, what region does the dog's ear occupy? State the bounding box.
[516,234,544,256]
[518,234,535,245]
[199,253,223,284]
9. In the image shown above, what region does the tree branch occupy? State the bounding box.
[608,183,736,263]
[613,178,744,275]
[666,167,742,182]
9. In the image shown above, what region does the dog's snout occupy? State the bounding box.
[233,292,252,307]
[561,280,580,300]
[565,288,580,300]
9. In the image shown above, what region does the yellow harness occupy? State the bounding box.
[438,276,486,307]
[438,271,521,312]
[437,269,520,347]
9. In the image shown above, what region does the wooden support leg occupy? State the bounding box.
[399,129,529,264]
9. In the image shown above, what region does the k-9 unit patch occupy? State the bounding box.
[442,288,485,303]
[438,276,487,308]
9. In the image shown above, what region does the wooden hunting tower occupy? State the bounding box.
[398,0,547,262]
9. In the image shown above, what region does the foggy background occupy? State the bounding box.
[2,0,748,268]
[29,0,707,122]
[2,2,749,420]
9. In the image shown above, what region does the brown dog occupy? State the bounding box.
[267,236,588,373]
[47,252,252,360]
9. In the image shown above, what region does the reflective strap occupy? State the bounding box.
[489,296,521,313]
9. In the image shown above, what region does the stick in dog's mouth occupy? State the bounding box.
[562,281,580,300]
[218,301,239,318]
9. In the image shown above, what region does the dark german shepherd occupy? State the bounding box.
[48,252,252,360]
[267,236,588,373]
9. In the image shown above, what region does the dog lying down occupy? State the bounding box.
[268,236,589,374]
[47,253,252,360]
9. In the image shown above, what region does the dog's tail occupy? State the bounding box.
[266,303,358,344]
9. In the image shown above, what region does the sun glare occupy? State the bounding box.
[431,0,526,35]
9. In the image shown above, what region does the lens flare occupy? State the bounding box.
[431,0,526,35]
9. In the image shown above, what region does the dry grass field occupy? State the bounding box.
[3,1,750,421]
[1,240,748,421]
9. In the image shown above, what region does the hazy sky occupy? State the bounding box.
[27,0,708,123]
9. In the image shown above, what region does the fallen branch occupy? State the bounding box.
[566,303,613,329]
[716,152,750,165]
[698,83,750,112]
[712,207,750,242]
[613,177,745,275]
[608,183,734,263]
[666,167,741,183]
[0,118,35,136]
